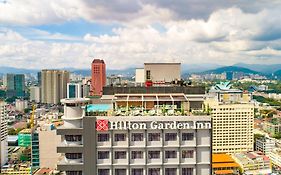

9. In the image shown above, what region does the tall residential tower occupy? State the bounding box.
[41,70,70,104]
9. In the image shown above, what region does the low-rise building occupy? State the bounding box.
[269,149,281,168]
[30,86,41,103]
[263,118,281,136]
[255,136,275,155]
[232,151,271,174]
[212,154,240,175]
[18,129,32,147]
[15,99,28,112]
[33,168,60,175]
[1,163,31,175]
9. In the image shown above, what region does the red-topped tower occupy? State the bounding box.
[91,59,106,96]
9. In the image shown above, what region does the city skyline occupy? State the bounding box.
[1,0,281,70]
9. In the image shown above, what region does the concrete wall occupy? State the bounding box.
[135,68,145,83]
[39,130,61,169]
[144,63,181,82]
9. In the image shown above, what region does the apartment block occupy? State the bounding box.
[41,70,69,104]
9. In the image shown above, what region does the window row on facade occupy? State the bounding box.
[98,167,194,175]
[97,132,194,142]
[98,150,195,160]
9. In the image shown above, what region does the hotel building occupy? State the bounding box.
[206,82,254,154]
[56,89,212,175]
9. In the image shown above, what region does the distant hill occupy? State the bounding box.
[181,63,222,74]
[0,66,135,77]
[234,63,281,74]
[274,69,281,79]
[0,66,38,74]
[203,66,259,74]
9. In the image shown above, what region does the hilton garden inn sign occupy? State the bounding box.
[96,120,211,132]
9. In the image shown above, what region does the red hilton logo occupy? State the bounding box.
[96,119,109,131]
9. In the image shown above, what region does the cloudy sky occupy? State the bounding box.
[0,0,281,69]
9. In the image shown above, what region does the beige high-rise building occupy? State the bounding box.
[206,82,254,154]
[41,70,70,104]
[205,99,254,154]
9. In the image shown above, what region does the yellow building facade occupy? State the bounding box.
[206,99,254,154]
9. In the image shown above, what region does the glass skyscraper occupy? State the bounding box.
[6,74,25,97]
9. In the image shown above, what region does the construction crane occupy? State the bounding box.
[265,109,276,118]
[30,104,36,129]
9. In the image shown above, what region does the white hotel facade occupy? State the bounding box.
[57,92,212,175]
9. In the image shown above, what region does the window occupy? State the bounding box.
[98,151,109,159]
[98,134,109,142]
[182,133,194,141]
[182,150,194,158]
[146,70,151,80]
[148,151,160,159]
[115,169,126,175]
[165,168,176,175]
[131,133,144,141]
[182,168,193,175]
[115,151,126,159]
[114,133,126,141]
[165,133,177,141]
[131,151,143,159]
[132,169,143,175]
[98,169,109,175]
[66,171,82,175]
[65,135,82,142]
[148,168,160,175]
[165,151,177,159]
[148,133,160,141]
[65,153,82,159]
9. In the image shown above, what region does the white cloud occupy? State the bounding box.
[0,0,174,26]
[1,6,281,69]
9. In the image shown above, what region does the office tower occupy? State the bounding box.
[41,70,70,104]
[67,83,81,98]
[67,83,90,98]
[144,63,181,82]
[91,59,106,96]
[5,74,25,97]
[0,101,8,168]
[226,72,233,81]
[206,82,254,154]
[30,86,41,103]
[57,92,212,175]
